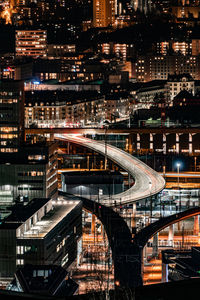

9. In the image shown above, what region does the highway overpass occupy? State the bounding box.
[56,134,165,206]
[25,127,200,155]
[134,206,200,248]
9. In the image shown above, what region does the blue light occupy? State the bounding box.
[33,81,40,85]
[173,160,183,171]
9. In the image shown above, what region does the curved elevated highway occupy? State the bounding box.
[134,206,200,248]
[56,134,165,206]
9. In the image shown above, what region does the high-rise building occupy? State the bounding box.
[93,0,115,27]
[0,80,24,154]
[15,30,47,58]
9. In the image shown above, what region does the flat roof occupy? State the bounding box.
[5,198,50,223]
[20,200,81,239]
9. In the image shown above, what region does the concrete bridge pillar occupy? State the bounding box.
[150,133,154,150]
[189,133,193,154]
[162,262,168,282]
[128,134,133,153]
[152,233,158,257]
[132,203,137,228]
[194,215,199,236]
[163,134,166,154]
[50,133,54,142]
[168,224,174,246]
[137,134,140,152]
[91,214,96,234]
[176,134,180,154]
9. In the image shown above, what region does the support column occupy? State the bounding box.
[152,233,158,257]
[87,155,90,170]
[194,215,199,236]
[137,134,140,152]
[168,224,174,246]
[163,134,166,154]
[91,214,96,234]
[128,134,133,153]
[132,203,136,229]
[150,133,154,150]
[50,133,54,142]
[162,262,168,282]
[176,133,180,154]
[189,133,193,154]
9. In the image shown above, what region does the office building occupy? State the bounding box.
[0,142,58,206]
[15,30,47,58]
[0,197,82,280]
[0,80,24,154]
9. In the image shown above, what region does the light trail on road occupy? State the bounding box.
[56,134,165,206]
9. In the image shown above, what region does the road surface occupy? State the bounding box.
[56,134,165,206]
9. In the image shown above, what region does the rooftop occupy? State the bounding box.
[20,200,81,239]
[5,198,50,223]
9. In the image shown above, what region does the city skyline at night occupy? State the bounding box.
[0,0,200,299]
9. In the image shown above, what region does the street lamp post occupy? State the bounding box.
[194,156,197,172]
[104,125,108,170]
[176,163,181,210]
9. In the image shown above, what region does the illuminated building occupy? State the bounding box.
[15,30,47,58]
[192,39,200,56]
[93,0,115,27]
[172,41,191,56]
[156,41,192,56]
[172,4,200,19]
[47,44,76,58]
[0,80,24,154]
[25,97,67,128]
[0,142,58,206]
[100,42,135,61]
[0,197,82,280]
[167,73,195,101]
[134,55,200,82]
[25,90,105,127]
[0,60,32,80]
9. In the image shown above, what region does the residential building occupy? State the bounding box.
[167,73,195,101]
[93,0,115,27]
[133,55,200,82]
[15,30,47,58]
[47,44,76,58]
